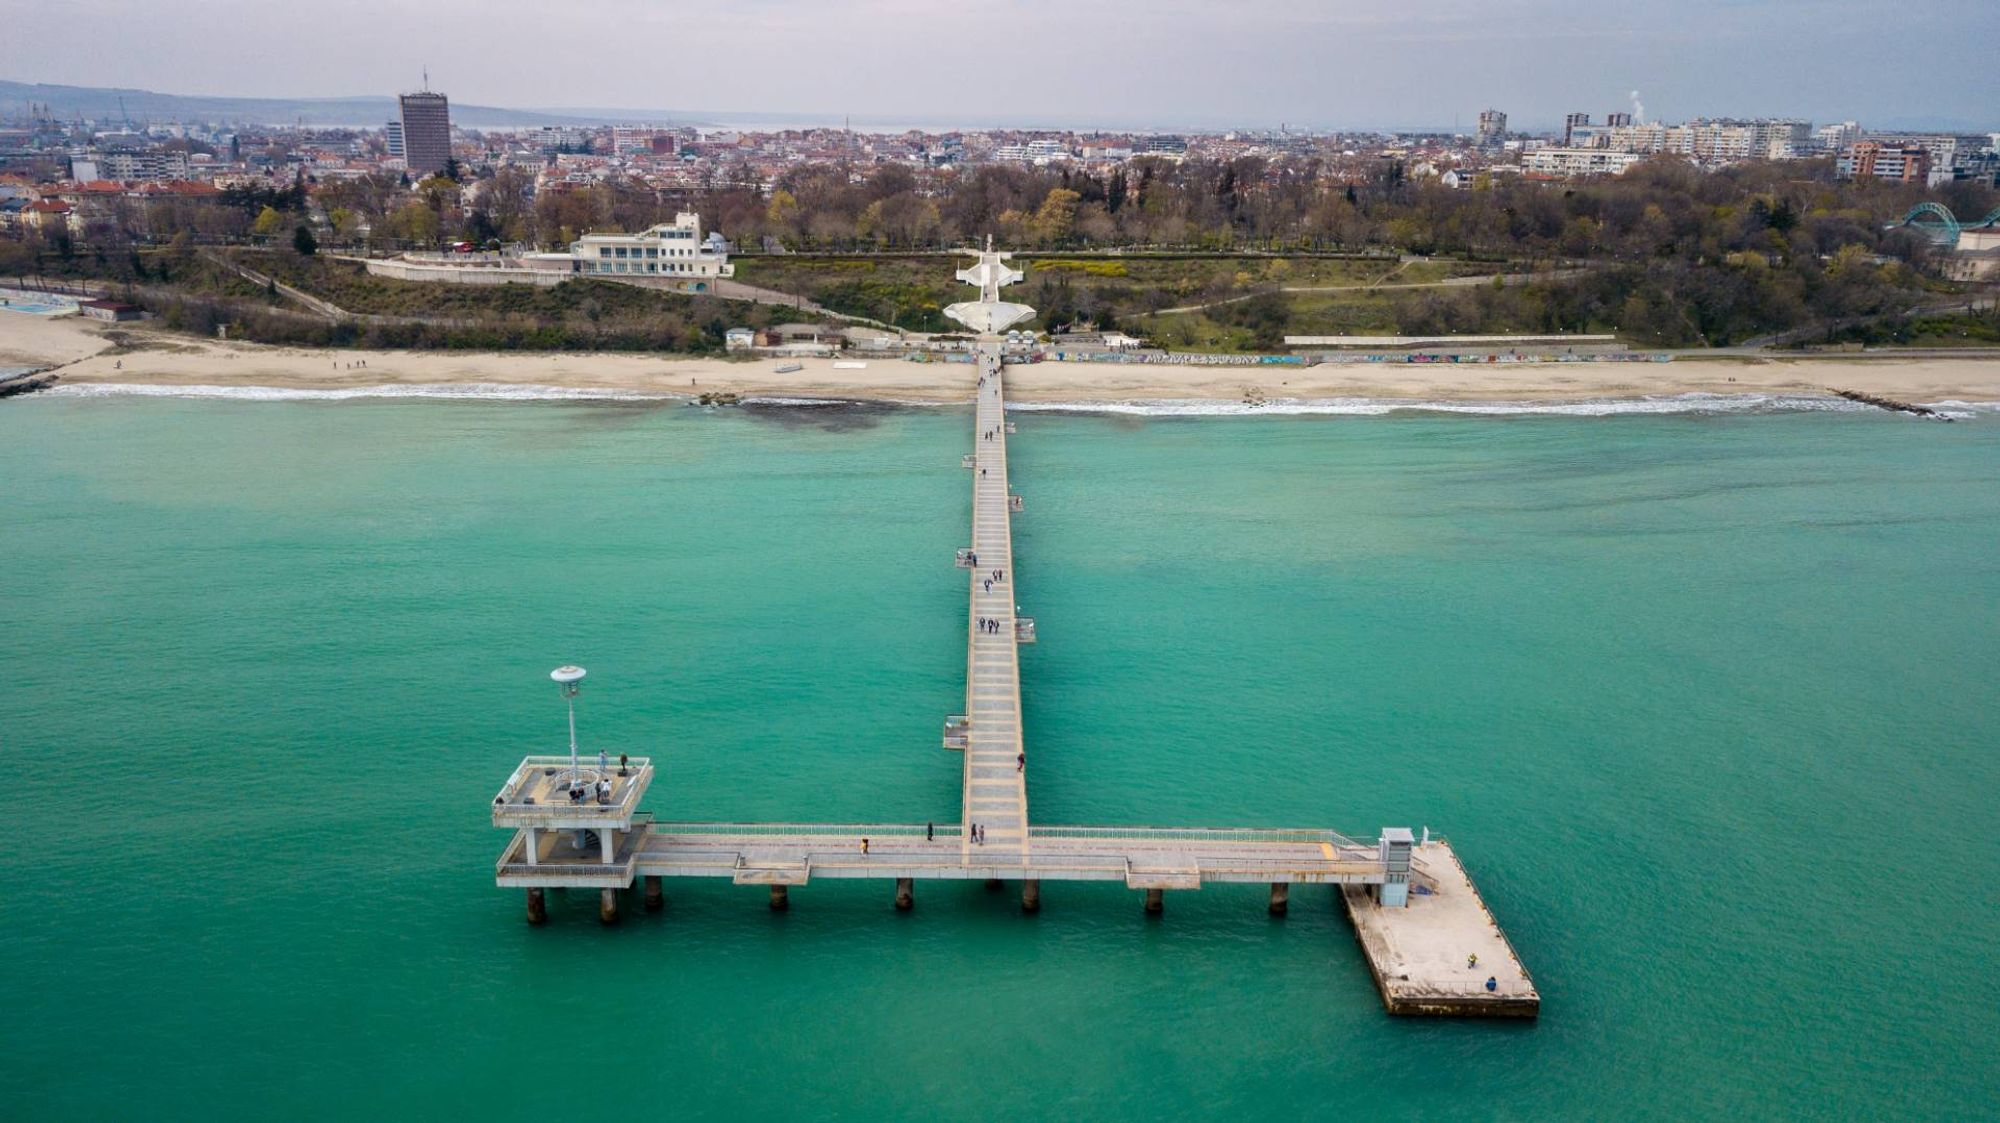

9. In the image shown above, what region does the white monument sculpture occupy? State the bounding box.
[943,237,1037,335]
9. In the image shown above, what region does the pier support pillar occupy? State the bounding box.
[525,888,547,926]
[1021,879,1041,913]
[1269,882,1289,916]
[598,888,620,926]
[984,878,1004,891]
[895,878,914,911]
[644,875,663,912]
[769,885,789,911]
[1144,888,1164,915]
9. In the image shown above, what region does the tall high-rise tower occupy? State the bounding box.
[1477,108,1508,149]
[398,89,451,177]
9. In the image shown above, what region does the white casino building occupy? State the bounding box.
[366,211,735,293]
[519,212,734,290]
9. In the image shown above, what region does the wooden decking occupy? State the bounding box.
[963,343,1030,862]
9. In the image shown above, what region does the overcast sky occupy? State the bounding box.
[4,0,1996,130]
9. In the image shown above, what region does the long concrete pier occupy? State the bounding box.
[961,345,1030,862]
[490,249,1538,1018]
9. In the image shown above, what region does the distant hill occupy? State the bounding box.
[0,79,711,128]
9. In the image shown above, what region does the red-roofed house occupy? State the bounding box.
[21,197,76,234]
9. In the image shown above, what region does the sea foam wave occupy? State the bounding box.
[1005,393,1993,418]
[35,383,1999,418]
[43,382,673,402]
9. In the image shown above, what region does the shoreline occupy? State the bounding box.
[6,313,2000,409]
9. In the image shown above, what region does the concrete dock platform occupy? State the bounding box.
[1341,841,1539,1017]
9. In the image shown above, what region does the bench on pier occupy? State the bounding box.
[942,715,970,750]
[1014,618,1036,644]
[961,454,976,469]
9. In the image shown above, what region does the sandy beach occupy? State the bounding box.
[6,312,1999,405]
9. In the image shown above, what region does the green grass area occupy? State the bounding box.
[731,253,1492,334]
[1786,309,2000,350]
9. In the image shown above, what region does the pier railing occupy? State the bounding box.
[1031,825,1372,848]
[651,821,965,839]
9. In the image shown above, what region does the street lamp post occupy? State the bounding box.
[551,665,586,787]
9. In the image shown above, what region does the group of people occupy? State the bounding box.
[1467,953,1498,992]
[566,776,614,805]
[977,617,1005,634]
[968,823,988,845]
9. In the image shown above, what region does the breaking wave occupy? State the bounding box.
[43,382,673,402]
[1005,393,1998,418]
[35,384,1998,419]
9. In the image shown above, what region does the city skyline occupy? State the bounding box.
[2,0,1996,132]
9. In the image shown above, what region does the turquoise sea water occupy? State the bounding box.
[2,396,1996,1120]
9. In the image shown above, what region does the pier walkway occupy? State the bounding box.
[963,343,1029,862]
[489,246,1539,1017]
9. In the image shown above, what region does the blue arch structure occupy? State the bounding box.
[1968,207,2000,231]
[1898,202,1962,246]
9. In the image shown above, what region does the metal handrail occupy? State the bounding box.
[1031,824,1370,847]
[650,821,963,838]
[493,756,653,806]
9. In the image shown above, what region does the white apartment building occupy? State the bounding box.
[95,149,191,182]
[1523,148,1644,177]
[1565,119,1812,163]
[1814,121,1861,154]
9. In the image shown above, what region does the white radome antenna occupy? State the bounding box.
[551,665,587,786]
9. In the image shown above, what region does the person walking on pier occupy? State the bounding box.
[1017,752,1024,772]
[861,838,870,855]
[926,821,934,841]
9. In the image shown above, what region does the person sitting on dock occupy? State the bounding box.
[1468,954,1479,969]
[1485,977,1498,993]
